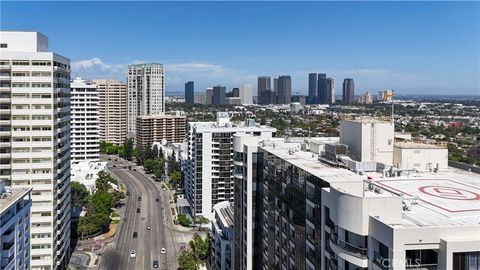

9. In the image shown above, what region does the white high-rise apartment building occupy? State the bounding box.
[0,31,72,270]
[127,63,165,137]
[185,112,276,220]
[0,182,32,270]
[94,79,127,145]
[70,77,99,164]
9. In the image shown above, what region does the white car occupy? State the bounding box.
[130,250,136,258]
[161,248,166,254]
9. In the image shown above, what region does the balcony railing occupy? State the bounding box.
[373,251,390,270]
[330,234,368,258]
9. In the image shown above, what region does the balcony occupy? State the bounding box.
[373,251,390,270]
[330,233,368,259]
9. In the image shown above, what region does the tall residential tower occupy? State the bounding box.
[0,31,72,270]
[70,77,100,164]
[94,79,127,145]
[127,63,165,137]
[342,78,354,104]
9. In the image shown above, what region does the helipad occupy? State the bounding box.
[375,178,480,215]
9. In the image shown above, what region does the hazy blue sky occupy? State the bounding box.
[2,1,479,95]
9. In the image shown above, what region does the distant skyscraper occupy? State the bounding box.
[206,87,213,105]
[308,73,318,104]
[127,63,165,136]
[257,76,273,105]
[342,78,355,104]
[277,75,292,104]
[212,85,226,105]
[185,81,194,105]
[232,87,240,97]
[273,78,279,103]
[326,77,335,105]
[239,84,253,105]
[317,73,328,104]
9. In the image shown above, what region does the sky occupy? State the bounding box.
[1,1,479,95]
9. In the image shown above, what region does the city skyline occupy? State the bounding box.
[1,1,478,95]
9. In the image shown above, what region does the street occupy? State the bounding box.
[99,158,180,270]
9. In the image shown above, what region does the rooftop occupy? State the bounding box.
[370,169,480,227]
[261,138,480,228]
[394,141,446,149]
[0,187,31,215]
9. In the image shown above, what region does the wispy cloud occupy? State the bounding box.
[71,57,125,79]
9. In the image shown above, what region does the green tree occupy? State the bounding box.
[189,233,211,265]
[89,190,115,215]
[71,182,89,207]
[169,170,181,187]
[123,138,134,160]
[177,214,192,227]
[178,250,197,270]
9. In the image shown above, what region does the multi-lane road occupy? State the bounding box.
[99,158,179,270]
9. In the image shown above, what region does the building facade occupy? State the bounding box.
[326,77,335,105]
[185,113,276,219]
[212,85,226,105]
[127,63,165,136]
[317,73,327,104]
[277,75,292,105]
[136,112,187,146]
[308,73,317,104]
[342,78,355,104]
[70,77,99,164]
[0,183,32,270]
[211,201,234,270]
[95,79,127,145]
[185,81,194,105]
[239,84,253,105]
[0,31,72,270]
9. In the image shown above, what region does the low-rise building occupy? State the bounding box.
[0,182,32,270]
[70,161,107,193]
[136,111,187,146]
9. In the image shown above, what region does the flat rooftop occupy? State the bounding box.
[190,121,276,132]
[0,187,31,214]
[394,142,446,149]
[371,170,480,227]
[260,138,364,184]
[261,138,480,228]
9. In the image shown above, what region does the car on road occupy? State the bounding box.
[130,250,136,258]
[133,232,138,238]
[126,191,130,196]
[138,196,141,201]
[112,164,116,168]
[161,248,166,254]
[156,198,159,202]
[152,260,159,268]
[146,225,151,230]
[137,208,140,213]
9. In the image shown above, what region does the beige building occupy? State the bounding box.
[94,79,127,145]
[136,111,187,146]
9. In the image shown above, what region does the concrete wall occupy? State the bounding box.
[393,146,448,171]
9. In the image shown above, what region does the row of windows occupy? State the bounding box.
[12,104,52,109]
[12,115,52,120]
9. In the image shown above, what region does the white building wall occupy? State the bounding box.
[1,31,72,270]
[70,77,99,164]
[126,63,165,137]
[393,145,448,171]
[340,120,394,165]
[201,132,213,218]
[239,84,253,105]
